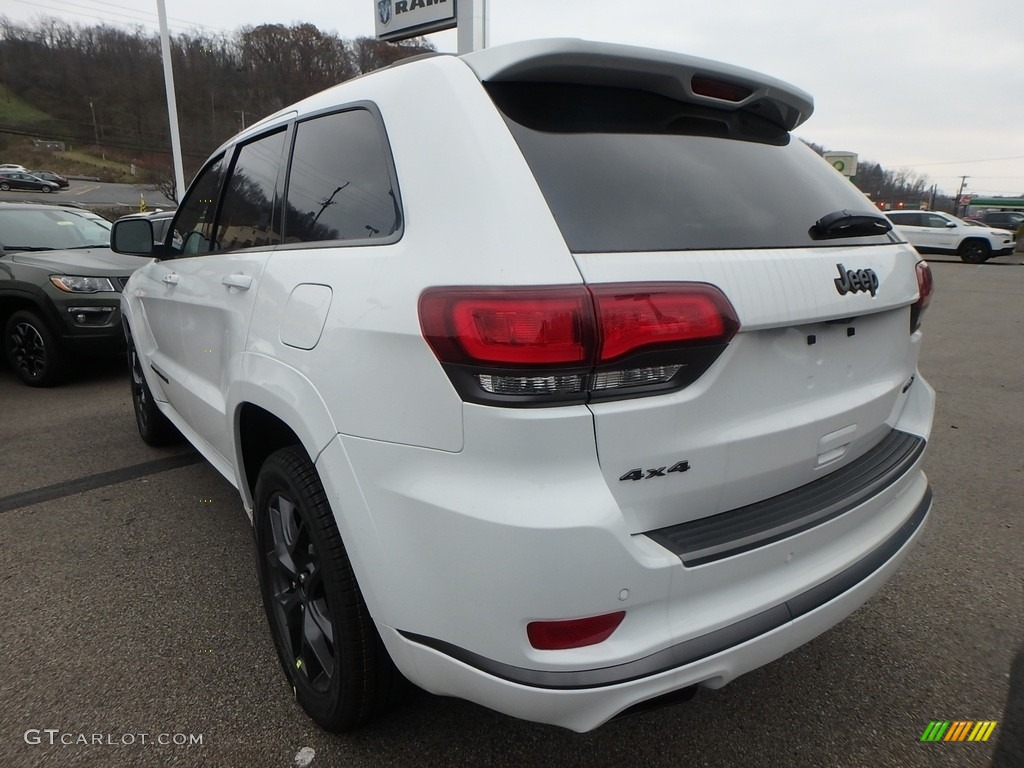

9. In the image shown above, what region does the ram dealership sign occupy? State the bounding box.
[375,0,456,42]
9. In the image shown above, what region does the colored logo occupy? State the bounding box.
[920,721,997,742]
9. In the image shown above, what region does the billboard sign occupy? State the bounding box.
[375,0,457,42]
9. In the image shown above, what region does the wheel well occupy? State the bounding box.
[238,403,304,497]
[0,296,46,331]
[959,237,990,251]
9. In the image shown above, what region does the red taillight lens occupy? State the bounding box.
[592,284,738,362]
[527,611,626,650]
[449,293,590,365]
[419,283,739,406]
[419,287,594,367]
[911,261,933,332]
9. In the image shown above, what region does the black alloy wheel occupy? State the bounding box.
[959,239,990,264]
[4,309,64,386]
[254,447,403,731]
[127,334,179,445]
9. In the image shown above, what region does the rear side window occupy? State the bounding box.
[216,128,288,251]
[284,109,401,244]
[487,83,894,253]
[887,212,922,227]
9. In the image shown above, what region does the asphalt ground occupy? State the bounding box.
[0,257,1021,768]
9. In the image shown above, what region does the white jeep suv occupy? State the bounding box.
[885,209,1015,263]
[111,39,935,733]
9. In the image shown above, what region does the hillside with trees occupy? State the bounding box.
[0,18,432,186]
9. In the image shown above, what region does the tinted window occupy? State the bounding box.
[887,212,922,227]
[487,83,895,253]
[216,129,287,251]
[169,155,226,257]
[284,109,400,244]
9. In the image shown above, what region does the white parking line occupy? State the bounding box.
[67,184,100,196]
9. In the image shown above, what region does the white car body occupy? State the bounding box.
[119,39,935,732]
[886,209,1014,262]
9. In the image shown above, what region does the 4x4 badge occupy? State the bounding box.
[834,263,879,297]
[619,461,690,482]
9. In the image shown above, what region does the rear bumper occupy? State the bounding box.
[320,373,935,732]
[381,484,930,731]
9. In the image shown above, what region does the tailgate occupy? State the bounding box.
[575,244,923,533]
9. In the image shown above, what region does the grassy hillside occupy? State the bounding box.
[0,84,51,124]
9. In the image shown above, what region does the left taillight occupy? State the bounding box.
[910,260,933,333]
[419,283,739,407]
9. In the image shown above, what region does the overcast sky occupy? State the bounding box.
[5,0,1024,197]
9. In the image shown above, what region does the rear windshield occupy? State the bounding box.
[486,83,894,253]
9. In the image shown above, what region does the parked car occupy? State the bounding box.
[975,210,1024,235]
[0,163,27,172]
[0,202,144,385]
[28,170,70,188]
[885,210,1014,263]
[111,38,935,733]
[0,170,60,193]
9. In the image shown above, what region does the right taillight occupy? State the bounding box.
[911,260,933,333]
[419,283,739,407]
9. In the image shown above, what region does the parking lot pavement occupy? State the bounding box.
[0,260,1021,768]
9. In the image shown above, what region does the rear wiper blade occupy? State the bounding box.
[810,209,892,240]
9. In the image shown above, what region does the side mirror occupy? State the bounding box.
[946,221,957,229]
[112,218,156,255]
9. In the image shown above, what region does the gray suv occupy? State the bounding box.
[0,202,147,385]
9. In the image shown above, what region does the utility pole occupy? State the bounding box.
[954,175,969,217]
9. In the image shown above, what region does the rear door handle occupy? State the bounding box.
[222,274,253,291]
[161,273,179,286]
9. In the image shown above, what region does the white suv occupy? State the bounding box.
[885,209,1015,263]
[111,39,935,733]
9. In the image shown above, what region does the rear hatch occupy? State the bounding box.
[475,47,925,535]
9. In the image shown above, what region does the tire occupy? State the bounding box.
[0,182,10,191]
[254,446,403,732]
[42,185,52,193]
[4,309,64,386]
[127,334,180,445]
[959,239,990,264]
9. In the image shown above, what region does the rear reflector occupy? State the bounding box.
[527,611,626,650]
[419,283,738,406]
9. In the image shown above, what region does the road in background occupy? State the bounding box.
[0,260,1020,767]
[0,180,175,209]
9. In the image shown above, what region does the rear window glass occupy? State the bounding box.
[486,83,895,253]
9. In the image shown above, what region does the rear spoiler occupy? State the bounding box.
[462,38,813,131]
